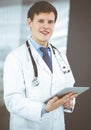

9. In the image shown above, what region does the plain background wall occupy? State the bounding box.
[66,0,91,130]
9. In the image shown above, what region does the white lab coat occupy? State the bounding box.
[3,41,75,130]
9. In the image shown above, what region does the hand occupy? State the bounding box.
[63,99,73,109]
[45,92,78,112]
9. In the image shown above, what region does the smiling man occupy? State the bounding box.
[3,1,77,130]
[27,12,55,47]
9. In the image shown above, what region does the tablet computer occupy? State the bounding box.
[44,87,90,103]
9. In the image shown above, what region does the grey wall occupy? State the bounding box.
[66,0,91,130]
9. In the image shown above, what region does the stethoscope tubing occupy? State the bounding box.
[26,40,38,77]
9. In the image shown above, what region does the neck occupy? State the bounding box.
[31,36,48,48]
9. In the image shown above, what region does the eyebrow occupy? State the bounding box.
[37,19,55,22]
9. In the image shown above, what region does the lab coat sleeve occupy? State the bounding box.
[3,53,43,122]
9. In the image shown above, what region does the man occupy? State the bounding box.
[3,1,77,130]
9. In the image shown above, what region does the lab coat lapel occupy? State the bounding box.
[37,55,52,74]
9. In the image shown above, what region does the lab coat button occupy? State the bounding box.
[63,66,66,69]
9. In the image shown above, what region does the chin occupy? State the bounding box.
[41,37,50,42]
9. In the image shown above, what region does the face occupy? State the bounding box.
[27,12,56,47]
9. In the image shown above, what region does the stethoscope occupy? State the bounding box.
[26,40,70,87]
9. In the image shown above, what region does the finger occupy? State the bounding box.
[66,92,77,97]
[64,101,73,108]
[64,104,73,108]
[59,93,73,104]
[64,92,78,99]
[69,93,78,99]
[50,96,59,103]
[64,100,72,106]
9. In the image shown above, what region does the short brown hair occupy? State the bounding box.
[27,1,57,22]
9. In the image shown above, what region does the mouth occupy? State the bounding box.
[40,30,50,35]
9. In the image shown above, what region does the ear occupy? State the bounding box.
[27,18,32,27]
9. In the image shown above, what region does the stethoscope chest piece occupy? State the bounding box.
[32,77,39,87]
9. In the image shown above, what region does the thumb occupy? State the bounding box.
[51,96,59,102]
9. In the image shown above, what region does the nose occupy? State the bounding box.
[43,21,49,29]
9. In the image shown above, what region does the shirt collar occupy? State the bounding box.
[29,37,41,51]
[28,37,51,57]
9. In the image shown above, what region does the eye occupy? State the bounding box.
[38,19,44,23]
[48,20,55,24]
